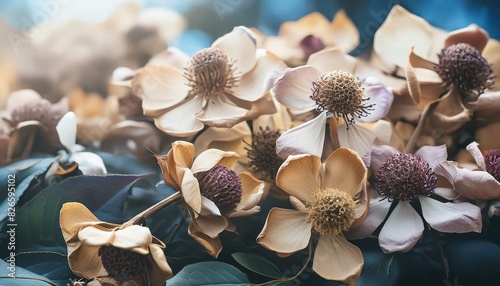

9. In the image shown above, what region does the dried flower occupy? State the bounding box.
[258,148,368,284]
[60,203,172,286]
[132,27,286,137]
[156,141,264,257]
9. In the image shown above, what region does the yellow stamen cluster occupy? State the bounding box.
[305,188,356,236]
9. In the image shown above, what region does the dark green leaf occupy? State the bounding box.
[168,261,250,286]
[0,158,55,222]
[13,174,147,252]
[0,259,58,285]
[232,252,283,278]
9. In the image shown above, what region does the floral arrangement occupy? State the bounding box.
[0,3,499,286]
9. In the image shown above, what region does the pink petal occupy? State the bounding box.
[466,141,487,171]
[370,145,398,174]
[435,161,500,200]
[358,77,394,123]
[419,196,482,233]
[414,144,447,170]
[346,197,392,240]
[378,201,424,253]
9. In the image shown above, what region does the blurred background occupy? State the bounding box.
[0,0,499,105]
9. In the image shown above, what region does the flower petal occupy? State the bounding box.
[70,152,107,175]
[378,201,424,253]
[276,154,321,203]
[337,123,376,158]
[435,161,500,200]
[329,9,360,52]
[445,24,489,52]
[465,141,487,171]
[346,197,391,240]
[192,198,227,238]
[419,196,482,233]
[236,172,264,211]
[191,148,239,174]
[68,244,107,279]
[196,96,249,128]
[369,145,398,173]
[149,243,173,283]
[273,66,320,112]
[188,219,223,258]
[232,50,286,102]
[257,208,311,254]
[153,96,205,137]
[313,234,363,283]
[181,168,202,213]
[276,111,327,159]
[56,112,77,151]
[323,148,367,196]
[78,226,114,247]
[414,144,447,170]
[132,64,189,117]
[113,225,152,251]
[307,47,356,74]
[374,5,446,69]
[358,77,394,123]
[60,203,116,241]
[212,26,257,75]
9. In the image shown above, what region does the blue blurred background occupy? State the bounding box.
[1,0,499,56]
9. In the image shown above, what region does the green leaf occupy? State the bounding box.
[232,252,283,278]
[0,259,58,285]
[13,174,147,252]
[168,261,250,286]
[0,158,55,223]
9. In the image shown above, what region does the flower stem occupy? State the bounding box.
[251,241,313,286]
[405,102,438,153]
[123,191,182,227]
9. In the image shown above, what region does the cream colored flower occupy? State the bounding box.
[156,141,264,257]
[257,148,368,285]
[60,202,172,286]
[132,27,286,137]
[253,10,359,67]
[273,47,394,159]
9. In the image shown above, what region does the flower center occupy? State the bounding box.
[485,150,500,182]
[10,98,65,129]
[185,47,238,102]
[376,153,437,201]
[246,126,284,181]
[436,43,494,96]
[98,245,150,283]
[195,165,242,214]
[310,71,374,128]
[305,188,356,236]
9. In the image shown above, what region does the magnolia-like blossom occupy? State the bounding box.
[132,26,286,137]
[258,148,369,285]
[156,141,264,257]
[273,47,394,159]
[60,202,172,286]
[252,10,359,67]
[347,144,482,253]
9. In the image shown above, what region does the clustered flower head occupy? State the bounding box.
[2,3,499,286]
